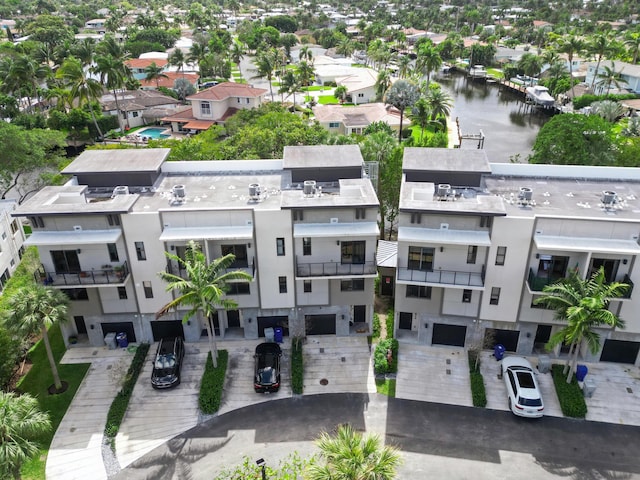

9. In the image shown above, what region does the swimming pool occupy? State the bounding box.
[137,127,171,139]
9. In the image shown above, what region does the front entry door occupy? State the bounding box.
[227,310,240,328]
[399,312,412,330]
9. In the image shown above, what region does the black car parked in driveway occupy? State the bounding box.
[151,337,185,389]
[254,342,282,393]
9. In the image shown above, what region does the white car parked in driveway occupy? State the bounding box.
[501,356,544,418]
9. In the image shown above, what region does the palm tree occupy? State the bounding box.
[72,38,96,67]
[588,33,614,90]
[334,85,348,104]
[306,424,402,480]
[145,62,169,88]
[0,392,51,479]
[555,34,585,100]
[296,60,315,88]
[299,45,314,65]
[336,38,355,59]
[384,79,419,142]
[157,241,252,367]
[517,52,543,79]
[409,97,431,142]
[595,62,627,97]
[11,54,51,111]
[397,55,412,79]
[374,69,392,102]
[56,56,105,139]
[93,54,131,129]
[416,43,442,85]
[279,70,301,107]
[229,41,245,77]
[4,286,70,391]
[426,86,453,123]
[624,32,640,65]
[252,49,277,101]
[168,49,186,79]
[534,267,628,383]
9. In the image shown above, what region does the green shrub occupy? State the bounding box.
[468,350,487,407]
[551,364,587,418]
[104,343,150,439]
[572,93,638,110]
[291,337,304,394]
[372,313,381,339]
[374,338,398,374]
[385,307,394,339]
[199,350,229,414]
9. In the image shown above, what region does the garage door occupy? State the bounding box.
[101,322,136,342]
[432,324,466,347]
[151,320,184,341]
[257,316,289,338]
[305,315,336,335]
[484,328,520,351]
[600,339,640,364]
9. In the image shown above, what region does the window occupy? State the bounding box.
[490,287,501,305]
[10,220,18,234]
[341,241,365,264]
[462,289,472,303]
[62,288,89,301]
[246,98,250,104]
[329,122,340,128]
[143,281,153,298]
[410,213,422,224]
[406,285,432,298]
[1,231,6,240]
[276,238,285,256]
[467,245,478,264]
[303,237,312,256]
[237,97,241,103]
[341,279,365,291]
[358,93,364,97]
[51,250,80,273]
[221,244,248,267]
[408,246,434,271]
[355,208,366,219]
[495,246,507,265]
[135,242,146,260]
[132,111,139,118]
[293,210,304,221]
[480,216,493,228]
[107,243,119,262]
[118,286,128,300]
[107,214,120,226]
[303,280,312,292]
[279,276,287,293]
[200,102,211,115]
[227,283,250,295]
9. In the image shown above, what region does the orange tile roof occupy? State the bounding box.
[183,120,216,130]
[187,82,267,101]
[140,72,199,89]
[125,58,169,69]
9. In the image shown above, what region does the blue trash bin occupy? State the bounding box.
[116,332,128,348]
[494,344,506,361]
[576,364,588,382]
[274,326,283,343]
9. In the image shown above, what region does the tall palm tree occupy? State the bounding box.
[4,286,70,391]
[334,85,348,104]
[168,49,186,79]
[72,38,96,67]
[56,56,105,139]
[252,49,277,101]
[374,69,392,102]
[306,424,402,480]
[624,32,640,65]
[588,32,614,90]
[517,52,543,79]
[336,38,355,59]
[397,55,412,79]
[145,62,169,88]
[296,60,315,88]
[93,54,132,129]
[299,45,314,65]
[384,79,419,142]
[0,392,51,479]
[279,70,301,107]
[534,267,628,383]
[11,54,51,111]
[409,97,431,142]
[416,43,442,85]
[157,241,252,367]
[229,41,245,77]
[555,34,585,100]
[595,62,627,97]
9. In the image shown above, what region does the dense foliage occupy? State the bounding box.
[374,338,398,374]
[199,350,229,414]
[468,350,487,408]
[572,93,638,110]
[551,364,588,418]
[291,337,304,394]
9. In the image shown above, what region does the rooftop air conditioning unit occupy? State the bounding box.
[112,185,129,196]
[437,183,451,197]
[173,185,186,198]
[303,180,316,196]
[248,183,261,200]
[602,190,616,205]
[518,186,533,201]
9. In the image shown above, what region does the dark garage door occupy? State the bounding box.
[257,316,289,338]
[600,339,640,364]
[305,314,336,335]
[432,323,466,347]
[151,320,184,341]
[101,322,136,342]
[484,328,520,351]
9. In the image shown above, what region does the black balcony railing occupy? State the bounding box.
[528,268,634,299]
[35,261,130,287]
[166,258,256,279]
[296,260,377,277]
[397,267,484,287]
[621,274,634,299]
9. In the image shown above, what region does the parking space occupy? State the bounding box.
[115,343,208,469]
[395,344,472,406]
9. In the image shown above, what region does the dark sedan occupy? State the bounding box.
[254,342,282,393]
[151,337,185,389]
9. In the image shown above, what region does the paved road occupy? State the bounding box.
[114,393,640,479]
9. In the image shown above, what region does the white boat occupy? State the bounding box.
[525,85,555,107]
[468,65,487,79]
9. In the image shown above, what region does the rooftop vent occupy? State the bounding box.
[173,185,186,198]
[518,186,533,202]
[112,185,129,197]
[304,180,316,196]
[602,190,617,206]
[437,183,452,197]
[248,183,262,201]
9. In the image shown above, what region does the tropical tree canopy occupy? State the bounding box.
[384,80,420,142]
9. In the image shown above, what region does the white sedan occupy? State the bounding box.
[501,356,544,418]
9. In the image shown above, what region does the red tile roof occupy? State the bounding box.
[183,120,216,130]
[187,82,267,101]
[140,72,199,89]
[125,58,168,69]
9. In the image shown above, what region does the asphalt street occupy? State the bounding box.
[114,393,640,479]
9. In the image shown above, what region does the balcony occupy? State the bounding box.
[35,261,130,287]
[397,267,485,288]
[296,260,377,278]
[527,268,634,299]
[166,259,256,279]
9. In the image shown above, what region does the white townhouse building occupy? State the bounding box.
[12,146,379,347]
[0,200,26,293]
[393,148,640,366]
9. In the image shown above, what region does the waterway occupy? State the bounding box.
[437,71,553,163]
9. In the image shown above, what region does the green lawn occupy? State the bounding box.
[301,85,329,92]
[317,95,340,105]
[351,63,367,68]
[487,68,504,79]
[375,378,396,397]
[18,323,90,479]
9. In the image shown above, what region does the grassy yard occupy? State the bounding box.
[487,68,504,79]
[301,85,329,92]
[375,378,396,397]
[317,95,340,105]
[17,323,90,479]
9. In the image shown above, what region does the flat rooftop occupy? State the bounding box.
[283,145,363,169]
[403,148,491,173]
[62,148,170,174]
[400,181,506,215]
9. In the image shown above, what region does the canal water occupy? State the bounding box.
[437,72,552,163]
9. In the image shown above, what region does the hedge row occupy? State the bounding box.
[291,337,304,394]
[199,350,229,414]
[374,338,399,374]
[372,313,381,340]
[572,93,638,110]
[104,343,150,439]
[386,307,394,339]
[551,364,587,418]
[468,350,487,408]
